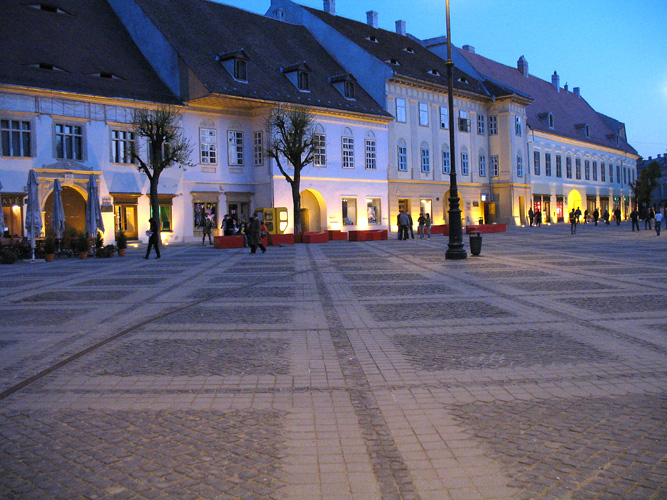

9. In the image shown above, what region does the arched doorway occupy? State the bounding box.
[44,186,86,236]
[300,189,326,232]
[443,190,465,225]
[567,189,582,216]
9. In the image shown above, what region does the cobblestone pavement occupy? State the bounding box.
[1,222,666,499]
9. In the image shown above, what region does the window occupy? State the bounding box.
[254,131,263,166]
[420,147,430,173]
[609,164,613,183]
[234,59,247,81]
[365,138,377,170]
[111,130,135,164]
[566,156,572,178]
[516,155,523,177]
[458,111,470,132]
[533,151,541,176]
[623,167,627,185]
[297,71,309,91]
[545,153,552,177]
[397,144,407,171]
[55,123,83,160]
[548,113,554,129]
[477,115,485,135]
[488,115,498,135]
[419,103,429,126]
[575,158,581,179]
[601,162,606,182]
[313,131,326,167]
[342,198,357,225]
[342,135,354,168]
[478,154,486,177]
[461,152,469,175]
[1,119,31,157]
[439,106,448,129]
[515,116,522,136]
[592,161,598,181]
[585,160,590,180]
[396,98,406,122]
[200,128,217,164]
[344,81,355,99]
[227,131,243,165]
[556,155,562,178]
[442,148,450,174]
[490,155,499,177]
[616,165,620,184]
[367,198,381,225]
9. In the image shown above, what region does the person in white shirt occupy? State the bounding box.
[654,208,664,236]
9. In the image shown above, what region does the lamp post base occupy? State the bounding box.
[445,246,467,260]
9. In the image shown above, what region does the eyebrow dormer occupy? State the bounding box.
[330,73,357,100]
[216,49,250,82]
[282,62,312,92]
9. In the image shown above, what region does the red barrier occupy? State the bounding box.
[268,233,294,246]
[465,224,507,234]
[213,235,245,249]
[348,229,388,241]
[328,230,348,241]
[301,231,329,244]
[430,225,449,236]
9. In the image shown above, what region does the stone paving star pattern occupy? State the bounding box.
[1,222,666,500]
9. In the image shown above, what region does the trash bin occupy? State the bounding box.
[469,232,482,256]
[478,218,484,225]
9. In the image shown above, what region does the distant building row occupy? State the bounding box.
[0,0,638,242]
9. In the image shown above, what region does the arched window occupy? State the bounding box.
[199,118,217,164]
[365,130,376,170]
[397,139,408,172]
[342,127,354,168]
[420,141,430,173]
[441,144,450,174]
[313,124,326,167]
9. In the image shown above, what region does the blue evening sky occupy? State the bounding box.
[217,0,667,160]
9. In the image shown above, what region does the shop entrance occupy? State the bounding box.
[115,205,138,239]
[300,189,325,231]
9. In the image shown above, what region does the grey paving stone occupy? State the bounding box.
[366,300,514,322]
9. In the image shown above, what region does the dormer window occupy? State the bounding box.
[366,35,379,43]
[26,3,69,15]
[29,63,66,72]
[427,69,441,76]
[403,47,415,54]
[538,112,554,129]
[606,133,619,146]
[330,73,357,100]
[457,76,470,84]
[282,62,312,92]
[88,72,124,80]
[386,58,401,66]
[575,123,590,138]
[216,50,250,83]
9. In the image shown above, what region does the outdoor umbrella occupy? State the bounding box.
[25,169,42,260]
[51,178,66,240]
[0,181,5,237]
[85,174,104,239]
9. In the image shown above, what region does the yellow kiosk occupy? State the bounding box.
[255,207,288,234]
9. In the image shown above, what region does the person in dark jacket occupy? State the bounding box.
[144,217,161,259]
[248,214,266,254]
[630,208,640,232]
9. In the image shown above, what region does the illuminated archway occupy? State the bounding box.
[44,185,86,236]
[567,189,583,215]
[443,190,465,225]
[300,189,326,232]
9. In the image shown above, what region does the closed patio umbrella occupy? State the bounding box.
[51,179,66,240]
[25,169,42,260]
[0,181,5,237]
[85,174,104,239]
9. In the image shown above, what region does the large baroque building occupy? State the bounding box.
[1,0,639,243]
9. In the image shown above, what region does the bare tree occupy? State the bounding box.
[630,160,663,208]
[265,106,317,235]
[131,106,194,242]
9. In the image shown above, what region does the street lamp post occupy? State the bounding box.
[444,0,467,260]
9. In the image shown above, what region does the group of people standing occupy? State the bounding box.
[396,211,432,240]
[202,213,267,253]
[630,206,664,236]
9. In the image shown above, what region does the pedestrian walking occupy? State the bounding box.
[535,210,542,227]
[202,214,213,245]
[584,208,589,223]
[425,213,432,238]
[528,207,534,227]
[247,214,266,254]
[417,213,426,238]
[575,207,582,224]
[144,217,161,259]
[569,209,577,234]
[603,209,610,225]
[648,208,655,230]
[397,210,409,240]
[655,209,663,236]
[407,212,415,239]
[614,207,621,226]
[593,208,599,226]
[630,208,640,232]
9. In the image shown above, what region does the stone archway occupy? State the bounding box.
[443,190,465,225]
[300,189,326,232]
[44,186,86,237]
[567,189,583,216]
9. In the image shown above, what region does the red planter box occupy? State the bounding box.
[302,231,329,244]
[213,235,245,249]
[430,224,449,235]
[268,233,294,246]
[348,229,388,241]
[465,224,507,234]
[328,230,348,241]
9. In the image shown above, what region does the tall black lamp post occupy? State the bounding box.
[444,0,467,260]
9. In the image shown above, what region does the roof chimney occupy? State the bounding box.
[564,82,568,92]
[517,55,528,77]
[551,71,560,92]
[395,20,406,36]
[462,45,475,53]
[366,10,378,29]
[323,0,335,15]
[573,87,580,97]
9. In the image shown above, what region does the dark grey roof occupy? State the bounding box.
[133,0,390,118]
[458,49,637,155]
[301,6,488,97]
[0,0,179,103]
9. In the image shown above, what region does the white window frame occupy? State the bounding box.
[55,122,84,160]
[365,138,377,170]
[490,155,499,177]
[477,115,485,135]
[419,102,429,126]
[111,129,135,164]
[488,115,498,135]
[313,132,326,167]
[342,136,354,168]
[253,131,263,166]
[397,145,407,172]
[478,154,486,177]
[396,98,406,123]
[516,155,524,177]
[533,151,540,176]
[461,152,469,175]
[1,118,32,157]
[515,115,522,136]
[439,107,448,129]
[227,130,244,166]
[442,148,450,174]
[420,147,430,173]
[200,128,217,165]
[545,153,552,177]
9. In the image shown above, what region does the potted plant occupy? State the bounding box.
[43,237,56,262]
[116,230,127,257]
[76,233,90,259]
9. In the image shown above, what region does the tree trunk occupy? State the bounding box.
[291,178,302,235]
[150,178,161,247]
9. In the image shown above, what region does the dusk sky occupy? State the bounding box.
[216,0,667,160]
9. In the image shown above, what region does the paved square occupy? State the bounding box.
[1,222,666,500]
